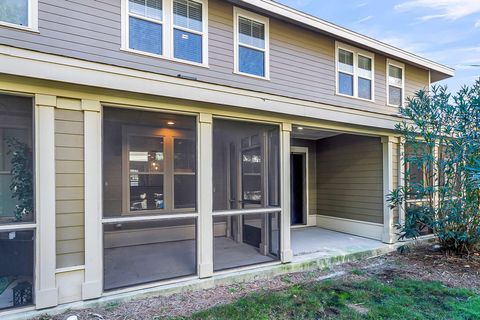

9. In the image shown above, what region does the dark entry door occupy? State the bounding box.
[291,153,305,225]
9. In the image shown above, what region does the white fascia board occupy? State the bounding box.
[237,0,454,79]
[0,45,400,130]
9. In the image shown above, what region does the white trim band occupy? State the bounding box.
[316,215,383,241]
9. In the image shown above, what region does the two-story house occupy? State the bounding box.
[0,0,453,316]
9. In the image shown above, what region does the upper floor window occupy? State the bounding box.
[234,7,270,79]
[0,0,38,31]
[123,0,208,66]
[336,42,374,101]
[387,59,405,107]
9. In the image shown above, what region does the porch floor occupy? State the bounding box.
[292,227,385,260]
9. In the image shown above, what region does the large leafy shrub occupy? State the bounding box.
[389,79,480,254]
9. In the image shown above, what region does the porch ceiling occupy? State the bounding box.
[291,126,341,140]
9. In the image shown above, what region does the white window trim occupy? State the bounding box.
[233,7,270,80]
[121,0,209,68]
[386,58,405,107]
[335,41,375,102]
[0,0,38,32]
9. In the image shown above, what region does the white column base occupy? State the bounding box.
[35,288,58,309]
[199,263,213,278]
[82,280,103,301]
[281,249,293,263]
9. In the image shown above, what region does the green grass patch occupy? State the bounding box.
[175,278,480,320]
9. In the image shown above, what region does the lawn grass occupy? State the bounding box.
[176,278,480,320]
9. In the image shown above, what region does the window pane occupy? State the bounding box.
[129,16,163,55]
[0,230,34,310]
[358,77,372,100]
[242,148,262,205]
[358,55,372,79]
[213,212,280,271]
[338,49,353,73]
[129,0,162,21]
[129,136,164,173]
[103,219,197,290]
[338,72,353,96]
[238,17,265,49]
[173,29,202,63]
[389,65,403,87]
[174,175,196,209]
[213,119,280,211]
[389,85,402,106]
[239,46,265,77]
[129,174,164,211]
[389,65,402,80]
[174,139,195,172]
[0,0,28,26]
[358,55,371,70]
[173,0,202,32]
[0,95,33,225]
[103,108,197,217]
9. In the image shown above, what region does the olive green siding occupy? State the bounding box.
[55,108,85,268]
[316,135,384,224]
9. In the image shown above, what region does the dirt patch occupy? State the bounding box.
[348,242,480,292]
[35,242,480,320]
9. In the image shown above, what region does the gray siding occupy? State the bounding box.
[316,135,383,224]
[0,0,428,115]
[55,108,85,268]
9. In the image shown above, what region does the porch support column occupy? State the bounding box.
[198,113,213,278]
[382,136,396,244]
[398,137,406,226]
[280,123,293,263]
[82,100,103,300]
[35,94,59,309]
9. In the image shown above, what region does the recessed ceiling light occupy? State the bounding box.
[297,127,304,130]
[167,121,175,125]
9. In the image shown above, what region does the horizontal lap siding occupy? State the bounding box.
[0,0,428,116]
[55,109,85,268]
[316,135,383,224]
[405,65,430,100]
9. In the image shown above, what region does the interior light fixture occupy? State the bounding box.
[167,121,175,125]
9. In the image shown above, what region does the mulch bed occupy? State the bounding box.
[36,242,480,320]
